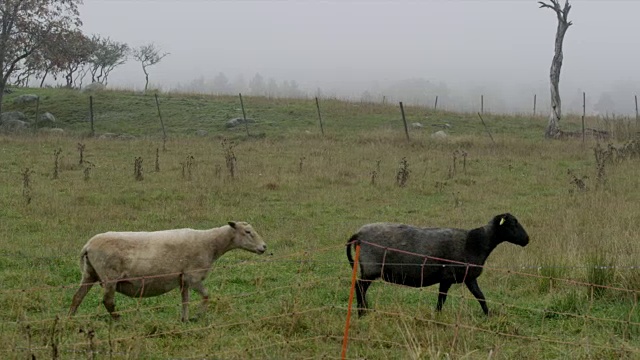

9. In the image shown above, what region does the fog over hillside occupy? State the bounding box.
[79,0,640,116]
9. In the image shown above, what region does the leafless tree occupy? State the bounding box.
[132,43,168,93]
[539,0,573,138]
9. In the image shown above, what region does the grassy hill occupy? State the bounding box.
[1,87,557,139]
[0,88,638,359]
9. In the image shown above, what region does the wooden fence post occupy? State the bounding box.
[155,94,167,150]
[239,93,250,136]
[400,101,409,142]
[582,92,586,144]
[635,95,638,127]
[315,97,325,136]
[33,97,40,134]
[89,96,95,137]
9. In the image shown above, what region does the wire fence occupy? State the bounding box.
[1,242,639,359]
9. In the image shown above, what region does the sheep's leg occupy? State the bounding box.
[69,275,96,316]
[465,279,489,315]
[355,279,372,317]
[191,282,210,310]
[180,278,190,322]
[436,281,453,312]
[102,281,119,319]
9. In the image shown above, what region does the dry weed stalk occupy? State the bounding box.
[83,161,95,181]
[396,157,410,187]
[448,149,468,178]
[24,324,34,360]
[452,149,459,176]
[370,170,378,185]
[182,155,194,180]
[22,167,34,205]
[371,160,381,185]
[609,139,640,163]
[134,157,143,181]
[155,148,160,172]
[80,327,97,360]
[222,139,237,179]
[461,150,468,174]
[567,169,588,193]
[298,156,305,173]
[593,143,608,188]
[50,316,59,360]
[53,148,62,179]
[77,143,85,165]
[452,191,462,208]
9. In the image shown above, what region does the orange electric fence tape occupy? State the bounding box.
[341,244,360,359]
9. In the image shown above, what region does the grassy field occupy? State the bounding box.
[0,88,639,359]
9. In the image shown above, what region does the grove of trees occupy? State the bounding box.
[0,0,171,113]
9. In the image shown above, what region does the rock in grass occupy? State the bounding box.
[431,130,448,140]
[98,133,118,140]
[81,82,106,93]
[0,119,29,132]
[13,94,39,104]
[225,117,254,128]
[38,112,56,127]
[0,111,27,124]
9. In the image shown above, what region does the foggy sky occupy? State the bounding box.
[78,0,640,115]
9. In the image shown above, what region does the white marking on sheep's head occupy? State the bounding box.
[229,221,267,254]
[494,213,529,247]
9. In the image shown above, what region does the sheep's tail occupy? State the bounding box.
[346,233,359,268]
[78,246,99,282]
[79,248,88,269]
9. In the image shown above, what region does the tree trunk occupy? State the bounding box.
[0,76,6,116]
[143,66,149,92]
[40,69,50,88]
[540,0,572,139]
[0,58,4,115]
[546,21,570,138]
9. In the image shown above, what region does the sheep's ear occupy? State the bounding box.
[228,221,237,229]
[499,217,505,226]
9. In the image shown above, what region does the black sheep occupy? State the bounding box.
[346,213,529,316]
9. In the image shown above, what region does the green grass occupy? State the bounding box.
[0,88,639,359]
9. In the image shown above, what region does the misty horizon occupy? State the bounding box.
[68,0,640,116]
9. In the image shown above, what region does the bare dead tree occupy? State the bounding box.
[539,0,573,138]
[132,43,168,93]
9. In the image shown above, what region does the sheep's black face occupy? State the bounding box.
[494,213,529,247]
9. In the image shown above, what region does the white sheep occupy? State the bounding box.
[68,221,267,322]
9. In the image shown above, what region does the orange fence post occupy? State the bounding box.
[341,244,360,359]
